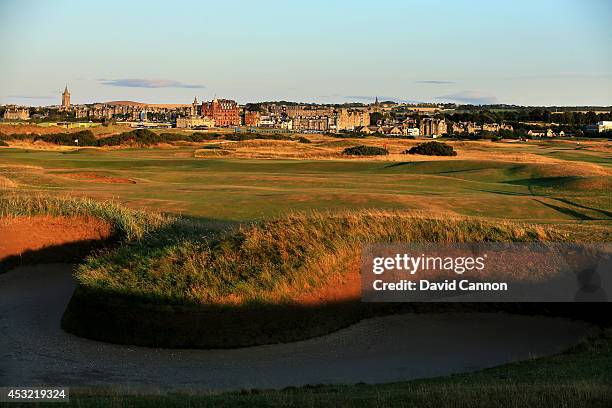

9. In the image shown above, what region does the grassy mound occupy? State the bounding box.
[3,197,602,348]
[62,210,568,348]
[76,211,559,305]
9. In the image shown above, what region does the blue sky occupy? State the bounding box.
[1,0,610,106]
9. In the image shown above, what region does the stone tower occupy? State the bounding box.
[192,96,199,116]
[61,85,71,110]
[372,96,380,113]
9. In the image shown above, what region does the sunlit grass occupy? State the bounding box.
[0,194,171,241]
[76,209,564,305]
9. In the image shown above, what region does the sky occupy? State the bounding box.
[0,0,611,106]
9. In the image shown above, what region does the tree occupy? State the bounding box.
[370,112,384,126]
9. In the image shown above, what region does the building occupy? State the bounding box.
[404,127,420,137]
[201,99,240,127]
[335,108,370,131]
[2,106,30,120]
[285,105,334,118]
[280,119,293,130]
[258,115,277,127]
[292,116,329,132]
[354,126,375,134]
[586,121,612,133]
[452,121,479,134]
[244,110,260,127]
[419,117,447,137]
[61,85,71,111]
[402,118,418,128]
[451,122,513,134]
[176,115,215,129]
[482,123,513,132]
[527,129,555,137]
[191,96,200,116]
[75,101,192,120]
[380,126,403,135]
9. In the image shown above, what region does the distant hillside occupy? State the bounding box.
[103,100,191,108]
[104,100,147,106]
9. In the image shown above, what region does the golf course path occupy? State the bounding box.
[0,263,594,392]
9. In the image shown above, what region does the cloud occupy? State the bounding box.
[7,94,54,100]
[435,90,498,105]
[414,80,456,84]
[100,78,205,89]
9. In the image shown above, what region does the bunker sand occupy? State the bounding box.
[0,216,112,270]
[0,263,594,392]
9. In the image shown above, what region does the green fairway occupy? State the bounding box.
[0,147,610,229]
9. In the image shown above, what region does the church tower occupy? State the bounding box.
[372,96,380,113]
[61,85,71,110]
[192,96,199,116]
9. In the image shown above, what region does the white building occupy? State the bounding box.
[591,121,612,133]
[176,116,215,129]
[259,115,276,127]
[405,127,420,137]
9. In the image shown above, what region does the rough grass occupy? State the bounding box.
[0,174,17,188]
[0,194,171,241]
[56,384,612,408]
[76,210,563,305]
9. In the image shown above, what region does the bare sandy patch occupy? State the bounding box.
[0,216,112,261]
[294,256,361,305]
[58,172,136,184]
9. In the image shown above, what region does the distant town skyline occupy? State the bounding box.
[1,0,611,107]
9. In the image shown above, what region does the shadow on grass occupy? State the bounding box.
[470,188,532,197]
[548,197,612,219]
[534,199,595,221]
[383,161,497,175]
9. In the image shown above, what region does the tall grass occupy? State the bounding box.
[0,194,170,241]
[0,195,566,307]
[77,210,564,305]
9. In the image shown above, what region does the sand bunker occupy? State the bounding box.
[0,216,112,263]
[0,263,594,391]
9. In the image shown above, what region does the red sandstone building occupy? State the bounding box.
[201,99,240,127]
[243,110,260,126]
